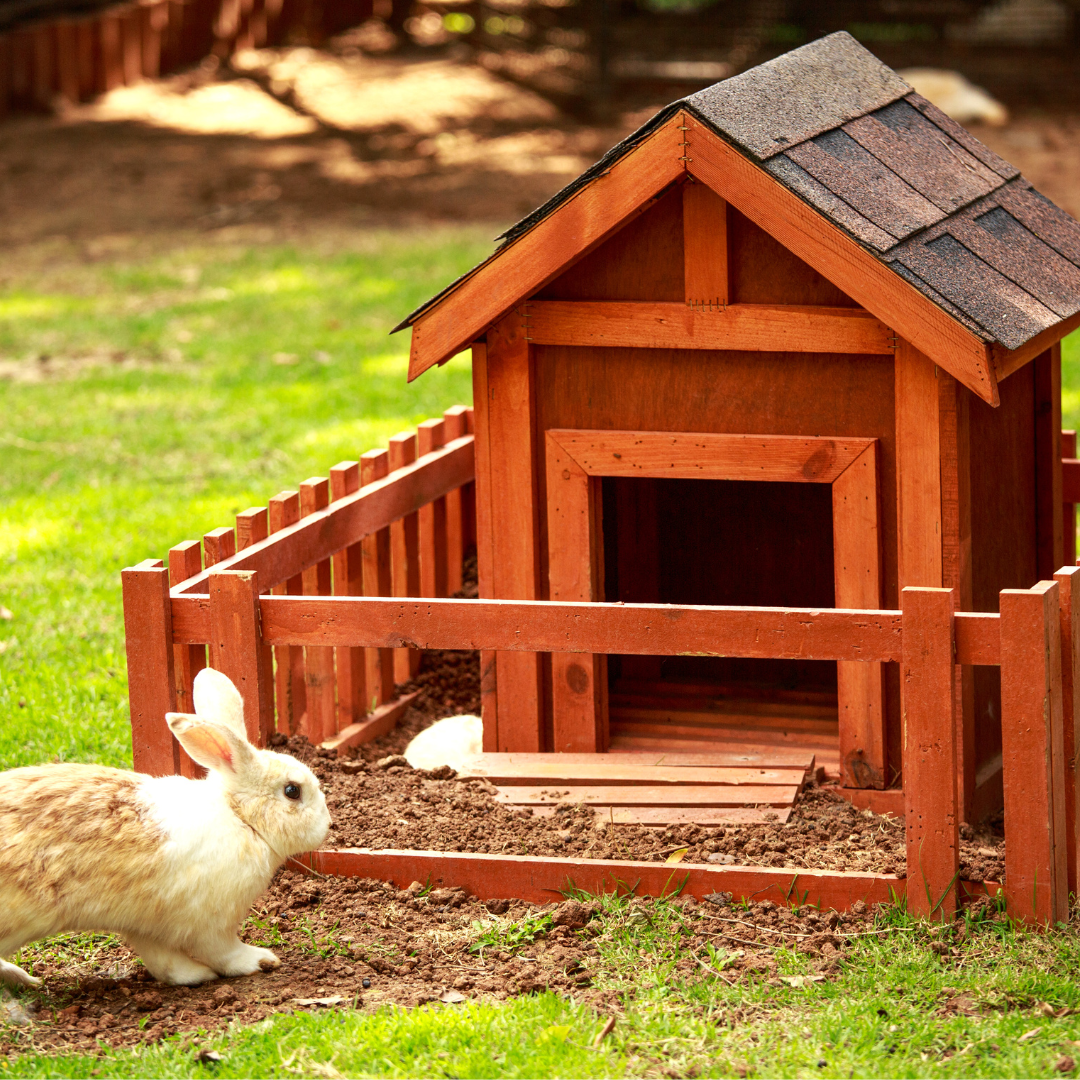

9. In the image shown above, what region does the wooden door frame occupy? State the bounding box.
[545,428,886,788]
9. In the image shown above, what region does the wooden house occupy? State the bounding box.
[395,31,1080,819]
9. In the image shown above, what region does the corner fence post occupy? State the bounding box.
[122,560,179,776]
[1000,582,1069,925]
[208,570,273,748]
[1054,566,1080,896]
[901,586,959,919]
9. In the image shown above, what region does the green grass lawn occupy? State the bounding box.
[4,227,1080,1077]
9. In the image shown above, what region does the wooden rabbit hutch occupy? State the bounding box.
[126,33,1080,923]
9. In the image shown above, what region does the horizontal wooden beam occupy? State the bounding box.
[1064,458,1080,504]
[954,611,1000,666]
[321,690,422,757]
[164,436,474,596]
[493,784,799,807]
[548,429,875,483]
[460,759,808,786]
[303,847,902,910]
[527,301,894,354]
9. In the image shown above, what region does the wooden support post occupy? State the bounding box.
[168,540,204,777]
[362,451,395,707]
[331,461,366,731]
[268,490,304,734]
[98,12,123,92]
[1000,582,1068,925]
[31,24,53,109]
[122,560,179,776]
[1035,347,1064,579]
[54,21,79,102]
[1063,430,1076,567]
[462,405,477,555]
[419,418,448,600]
[902,587,958,919]
[485,312,544,752]
[208,570,273,747]
[443,405,469,595]
[389,431,421,683]
[682,180,728,306]
[235,506,273,736]
[1055,566,1080,897]
[300,478,335,741]
[75,19,94,100]
[120,6,142,84]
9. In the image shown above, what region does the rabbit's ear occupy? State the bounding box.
[191,668,247,740]
[166,714,255,775]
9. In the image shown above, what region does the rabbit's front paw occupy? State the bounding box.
[213,943,281,977]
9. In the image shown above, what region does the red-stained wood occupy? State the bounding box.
[268,489,305,735]
[462,405,477,553]
[168,540,204,778]
[494,784,797,807]
[123,561,179,776]
[54,21,79,103]
[418,420,448,601]
[683,180,728,306]
[175,436,474,595]
[825,785,905,817]
[236,507,268,552]
[833,443,885,789]
[203,526,235,567]
[407,114,686,380]
[954,612,1000,666]
[999,582,1068,924]
[1055,566,1080,896]
[462,760,806,786]
[593,807,792,825]
[1035,347,1064,579]
[526,301,892,354]
[321,690,423,756]
[467,749,815,770]
[300,478,335,742]
[388,431,422,684]
[330,461,366,731]
[1064,459,1080,504]
[305,848,901,910]
[902,587,959,919]
[443,406,469,595]
[684,118,998,405]
[362,451,395,708]
[208,570,273,747]
[486,311,544,752]
[120,6,141,84]
[1063,431,1077,566]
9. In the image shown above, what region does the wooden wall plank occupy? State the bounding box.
[486,311,544,752]
[268,489,305,734]
[999,582,1068,924]
[123,561,179,776]
[361,451,395,708]
[418,420,448,601]
[1055,566,1080,897]
[388,432,422,684]
[833,443,886,789]
[300,478,335,742]
[902,586,959,919]
[208,570,273,747]
[444,405,469,595]
[331,461,366,731]
[1063,430,1076,567]
[683,181,728,307]
[1035,346,1064,580]
[527,301,892,354]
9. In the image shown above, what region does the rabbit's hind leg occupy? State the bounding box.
[199,936,280,977]
[0,957,41,988]
[124,934,218,986]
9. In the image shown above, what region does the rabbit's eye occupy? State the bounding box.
[284,783,302,801]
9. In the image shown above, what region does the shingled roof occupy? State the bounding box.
[398,31,1080,365]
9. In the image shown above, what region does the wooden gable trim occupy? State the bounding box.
[684,117,1000,406]
[406,114,687,382]
[993,310,1080,384]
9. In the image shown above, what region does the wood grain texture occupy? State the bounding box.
[123,561,179,776]
[487,311,544,752]
[300,477,335,742]
[321,690,423,756]
[683,181,728,306]
[463,749,815,769]
[460,760,807,786]
[494,784,797,807]
[208,570,273,747]
[999,582,1068,924]
[203,526,235,567]
[1063,431,1077,566]
[388,431,422,685]
[268,489,305,735]
[418,420,448,601]
[306,847,901,910]
[443,405,469,595]
[526,301,892,354]
[1055,567,1080,896]
[902,587,959,919]
[330,460,366,731]
[361,451,395,709]
[408,113,686,379]
[1035,347,1064,580]
[684,118,998,404]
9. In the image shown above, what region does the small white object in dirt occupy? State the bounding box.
[439,989,467,1004]
[898,68,1008,127]
[1,989,33,1026]
[706,851,736,865]
[404,714,482,773]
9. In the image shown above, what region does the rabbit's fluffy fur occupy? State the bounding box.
[404,714,482,773]
[0,669,330,989]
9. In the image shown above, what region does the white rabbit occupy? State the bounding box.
[404,713,482,773]
[0,668,330,988]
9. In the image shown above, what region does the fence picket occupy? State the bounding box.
[362,450,395,707]
[389,431,421,682]
[330,461,366,732]
[443,406,468,595]
[168,539,205,777]
[203,526,235,567]
[1055,566,1080,897]
[419,418,448,599]
[300,477,335,743]
[268,490,305,734]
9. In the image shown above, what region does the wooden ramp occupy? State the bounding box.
[457,750,815,826]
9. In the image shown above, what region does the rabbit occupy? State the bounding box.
[404,713,482,773]
[0,667,330,989]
